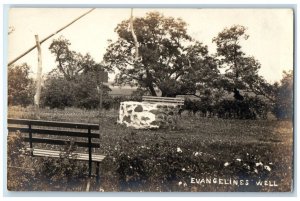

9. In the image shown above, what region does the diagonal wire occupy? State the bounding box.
[8,8,96,66]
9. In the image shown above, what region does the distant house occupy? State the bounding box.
[108,85,136,97]
[108,84,162,97]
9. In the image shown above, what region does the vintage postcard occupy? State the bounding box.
[6,7,294,192]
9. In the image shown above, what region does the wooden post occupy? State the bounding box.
[96,70,108,190]
[34,35,42,119]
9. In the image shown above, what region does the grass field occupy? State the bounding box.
[7,106,293,192]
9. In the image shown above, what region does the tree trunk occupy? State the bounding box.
[130,9,139,61]
[148,85,157,96]
[161,90,176,97]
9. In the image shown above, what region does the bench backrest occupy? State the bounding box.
[142,96,185,105]
[7,118,100,149]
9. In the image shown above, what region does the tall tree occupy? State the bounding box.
[213,25,273,100]
[104,12,218,97]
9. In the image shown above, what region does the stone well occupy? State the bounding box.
[118,101,181,129]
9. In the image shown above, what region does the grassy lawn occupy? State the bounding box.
[7,106,293,192]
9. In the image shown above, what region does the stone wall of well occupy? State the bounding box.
[118,101,181,129]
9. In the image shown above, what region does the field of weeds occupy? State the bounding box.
[7,106,293,192]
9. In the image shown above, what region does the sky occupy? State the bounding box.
[8,8,294,83]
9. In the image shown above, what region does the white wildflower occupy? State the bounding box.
[224,162,230,167]
[177,147,182,153]
[141,146,145,149]
[178,181,183,186]
[254,169,258,174]
[194,152,199,156]
[99,188,105,192]
[182,168,186,171]
[236,158,242,162]
[183,182,187,187]
[243,163,250,170]
[264,165,271,172]
[256,162,263,167]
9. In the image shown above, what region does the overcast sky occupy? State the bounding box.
[8,8,293,83]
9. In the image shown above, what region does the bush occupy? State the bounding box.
[7,133,93,191]
[41,74,111,110]
[183,96,270,120]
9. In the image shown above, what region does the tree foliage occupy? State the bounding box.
[273,70,293,119]
[8,63,34,106]
[43,36,111,109]
[104,12,219,97]
[49,36,112,81]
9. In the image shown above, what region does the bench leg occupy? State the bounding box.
[86,177,91,192]
[96,162,100,185]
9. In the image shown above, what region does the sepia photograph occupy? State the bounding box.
[6,7,294,192]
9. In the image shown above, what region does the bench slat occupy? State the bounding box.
[24,137,100,148]
[143,98,184,102]
[25,148,105,162]
[143,96,184,100]
[8,126,100,139]
[142,96,184,105]
[143,100,184,104]
[8,118,99,130]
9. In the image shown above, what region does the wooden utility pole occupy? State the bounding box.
[96,70,108,189]
[34,35,42,118]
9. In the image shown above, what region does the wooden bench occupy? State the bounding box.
[7,118,105,180]
[142,96,185,106]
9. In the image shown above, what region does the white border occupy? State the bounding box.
[1,0,299,200]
